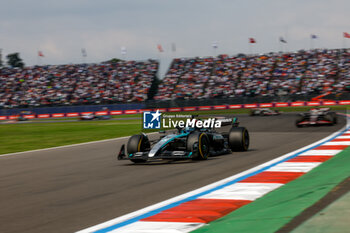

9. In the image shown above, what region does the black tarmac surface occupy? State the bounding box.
[0,114,346,233]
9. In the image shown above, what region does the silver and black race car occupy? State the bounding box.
[79,113,111,120]
[296,108,337,127]
[250,108,280,116]
[118,118,249,163]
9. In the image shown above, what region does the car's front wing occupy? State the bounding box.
[297,120,333,126]
[118,145,194,161]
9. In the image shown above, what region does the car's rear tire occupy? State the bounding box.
[324,113,335,126]
[127,134,150,163]
[334,114,338,124]
[330,112,338,124]
[228,127,249,151]
[187,132,210,160]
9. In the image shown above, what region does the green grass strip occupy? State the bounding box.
[0,120,143,155]
[192,146,350,233]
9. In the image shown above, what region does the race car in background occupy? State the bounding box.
[250,108,280,116]
[296,108,337,127]
[17,111,33,121]
[79,107,111,120]
[79,113,96,120]
[79,113,111,120]
[118,117,249,163]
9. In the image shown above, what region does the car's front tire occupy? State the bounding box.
[127,134,150,163]
[187,132,210,160]
[324,112,337,126]
[328,112,338,125]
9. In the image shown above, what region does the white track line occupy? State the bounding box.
[337,135,350,139]
[266,162,321,173]
[108,222,205,233]
[324,141,350,145]
[299,150,342,156]
[198,183,283,201]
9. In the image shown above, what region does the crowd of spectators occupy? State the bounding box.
[154,49,350,100]
[0,60,158,108]
[1,49,350,109]
[156,57,214,100]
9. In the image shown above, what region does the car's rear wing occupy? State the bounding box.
[215,117,239,127]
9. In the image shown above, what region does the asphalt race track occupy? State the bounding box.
[0,114,347,233]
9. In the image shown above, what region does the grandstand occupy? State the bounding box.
[155,49,350,101]
[0,60,158,108]
[1,49,350,109]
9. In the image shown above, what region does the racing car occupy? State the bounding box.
[17,111,33,121]
[118,117,249,163]
[250,108,280,116]
[296,108,337,127]
[79,113,111,120]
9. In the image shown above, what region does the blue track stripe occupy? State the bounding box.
[94,125,350,233]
